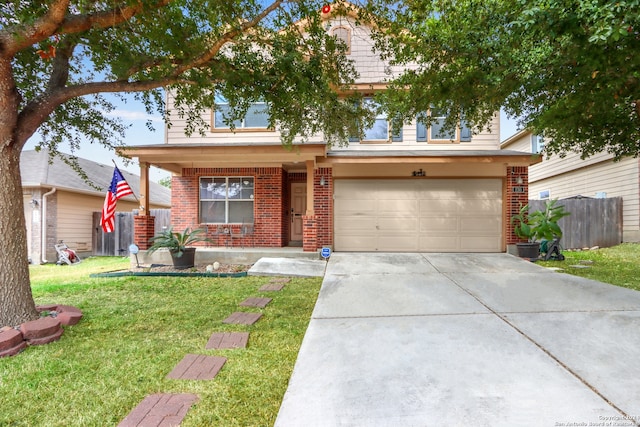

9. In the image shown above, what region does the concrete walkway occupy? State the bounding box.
[275,253,640,427]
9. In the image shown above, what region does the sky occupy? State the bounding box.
[23,95,521,184]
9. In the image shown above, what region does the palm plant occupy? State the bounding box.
[147,227,211,258]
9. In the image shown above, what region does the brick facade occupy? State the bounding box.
[302,215,317,251]
[134,215,156,249]
[314,168,333,248]
[135,164,524,252]
[506,166,530,245]
[170,167,286,248]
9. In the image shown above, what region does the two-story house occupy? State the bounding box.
[124,8,538,254]
[502,129,640,243]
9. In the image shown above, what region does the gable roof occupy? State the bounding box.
[20,150,171,207]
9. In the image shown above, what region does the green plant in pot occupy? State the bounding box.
[147,227,211,269]
[511,199,570,259]
[512,203,540,259]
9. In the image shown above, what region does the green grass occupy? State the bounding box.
[537,243,640,291]
[1,257,321,427]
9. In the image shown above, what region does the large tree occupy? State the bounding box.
[366,0,640,159]
[0,0,365,326]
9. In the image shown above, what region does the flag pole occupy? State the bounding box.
[111,159,141,205]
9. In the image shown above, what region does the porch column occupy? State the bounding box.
[139,162,150,215]
[302,160,317,252]
[305,160,315,216]
[506,165,529,246]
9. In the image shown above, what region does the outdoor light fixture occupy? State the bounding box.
[516,177,523,184]
[30,199,39,207]
[320,176,326,186]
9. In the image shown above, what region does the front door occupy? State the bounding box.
[290,182,307,244]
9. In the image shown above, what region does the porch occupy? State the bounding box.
[133,246,322,268]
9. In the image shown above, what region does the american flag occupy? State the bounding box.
[100,166,134,233]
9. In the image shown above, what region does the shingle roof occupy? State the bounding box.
[20,150,171,207]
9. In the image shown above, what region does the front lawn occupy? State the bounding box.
[537,243,640,291]
[0,257,321,426]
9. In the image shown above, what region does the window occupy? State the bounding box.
[200,177,254,223]
[539,189,550,200]
[416,110,471,143]
[430,108,455,141]
[330,26,351,54]
[213,96,269,130]
[349,98,392,143]
[531,134,545,153]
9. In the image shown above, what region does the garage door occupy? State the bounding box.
[334,179,503,252]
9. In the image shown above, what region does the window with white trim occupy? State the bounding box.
[349,98,398,143]
[213,95,269,130]
[200,177,254,223]
[330,26,351,54]
[539,189,550,200]
[531,134,545,153]
[416,110,471,143]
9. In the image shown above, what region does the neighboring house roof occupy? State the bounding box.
[20,150,171,207]
[501,129,532,149]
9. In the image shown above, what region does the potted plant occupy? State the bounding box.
[511,199,570,259]
[147,226,211,269]
[511,203,541,259]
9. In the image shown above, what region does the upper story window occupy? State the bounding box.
[200,177,254,223]
[348,98,401,143]
[531,134,545,153]
[330,26,351,54]
[416,110,471,143]
[213,96,270,130]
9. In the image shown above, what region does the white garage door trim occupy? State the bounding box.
[334,179,503,252]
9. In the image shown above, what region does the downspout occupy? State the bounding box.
[41,187,57,263]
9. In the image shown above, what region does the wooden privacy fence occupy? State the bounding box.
[528,197,622,250]
[93,209,171,256]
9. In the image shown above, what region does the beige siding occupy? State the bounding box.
[530,150,614,183]
[55,191,156,252]
[23,194,32,256]
[529,158,639,241]
[165,16,500,150]
[504,130,640,242]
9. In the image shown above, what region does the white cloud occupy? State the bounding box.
[105,109,163,122]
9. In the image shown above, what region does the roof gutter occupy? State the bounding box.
[41,187,56,263]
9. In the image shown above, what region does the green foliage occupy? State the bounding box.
[5,257,321,426]
[511,199,570,242]
[157,176,172,188]
[2,0,365,152]
[147,227,211,257]
[538,244,640,291]
[367,0,640,159]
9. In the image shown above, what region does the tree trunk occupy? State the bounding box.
[0,143,38,326]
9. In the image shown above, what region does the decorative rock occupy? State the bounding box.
[36,304,58,312]
[206,264,214,272]
[213,261,220,270]
[56,305,82,314]
[56,312,81,326]
[0,329,27,357]
[20,317,63,346]
[589,246,600,251]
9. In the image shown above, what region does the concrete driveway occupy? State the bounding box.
[275,253,640,427]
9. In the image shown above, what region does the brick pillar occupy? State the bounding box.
[302,215,317,252]
[134,215,155,249]
[506,166,529,245]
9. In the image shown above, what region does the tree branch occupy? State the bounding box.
[1,0,174,57]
